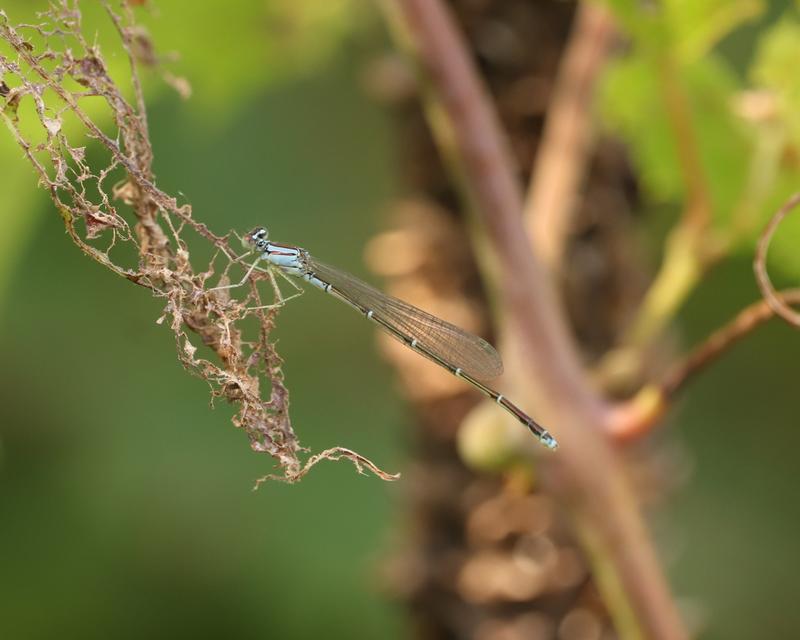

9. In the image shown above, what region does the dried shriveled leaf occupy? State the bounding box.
[0,0,394,484]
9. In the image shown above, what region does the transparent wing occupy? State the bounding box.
[308,257,503,381]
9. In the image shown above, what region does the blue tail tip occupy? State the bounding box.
[540,430,559,451]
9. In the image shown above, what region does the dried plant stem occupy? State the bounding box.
[525,2,617,273]
[754,192,800,328]
[385,1,686,638]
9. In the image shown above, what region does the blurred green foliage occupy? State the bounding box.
[1,1,404,638]
[600,0,800,271]
[601,55,749,222]
[598,2,800,636]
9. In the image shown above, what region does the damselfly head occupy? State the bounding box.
[244,227,269,252]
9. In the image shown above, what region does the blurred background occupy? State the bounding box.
[0,1,799,639]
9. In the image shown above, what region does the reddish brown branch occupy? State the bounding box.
[390,1,686,638]
[755,192,800,328]
[608,289,800,441]
[525,2,617,272]
[662,289,800,398]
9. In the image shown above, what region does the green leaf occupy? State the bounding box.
[600,0,667,50]
[599,53,750,226]
[600,55,681,201]
[663,0,764,61]
[750,17,800,148]
[739,16,800,278]
[601,0,764,59]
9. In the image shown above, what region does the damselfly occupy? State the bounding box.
[234,227,558,450]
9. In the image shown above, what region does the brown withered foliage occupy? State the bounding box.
[0,1,396,483]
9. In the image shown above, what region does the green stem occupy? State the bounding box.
[626,224,704,348]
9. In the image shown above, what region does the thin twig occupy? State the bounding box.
[525,2,617,273]
[386,2,686,638]
[254,447,401,488]
[754,192,800,328]
[663,289,800,396]
[607,289,800,441]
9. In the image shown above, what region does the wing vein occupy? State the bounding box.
[308,257,503,381]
